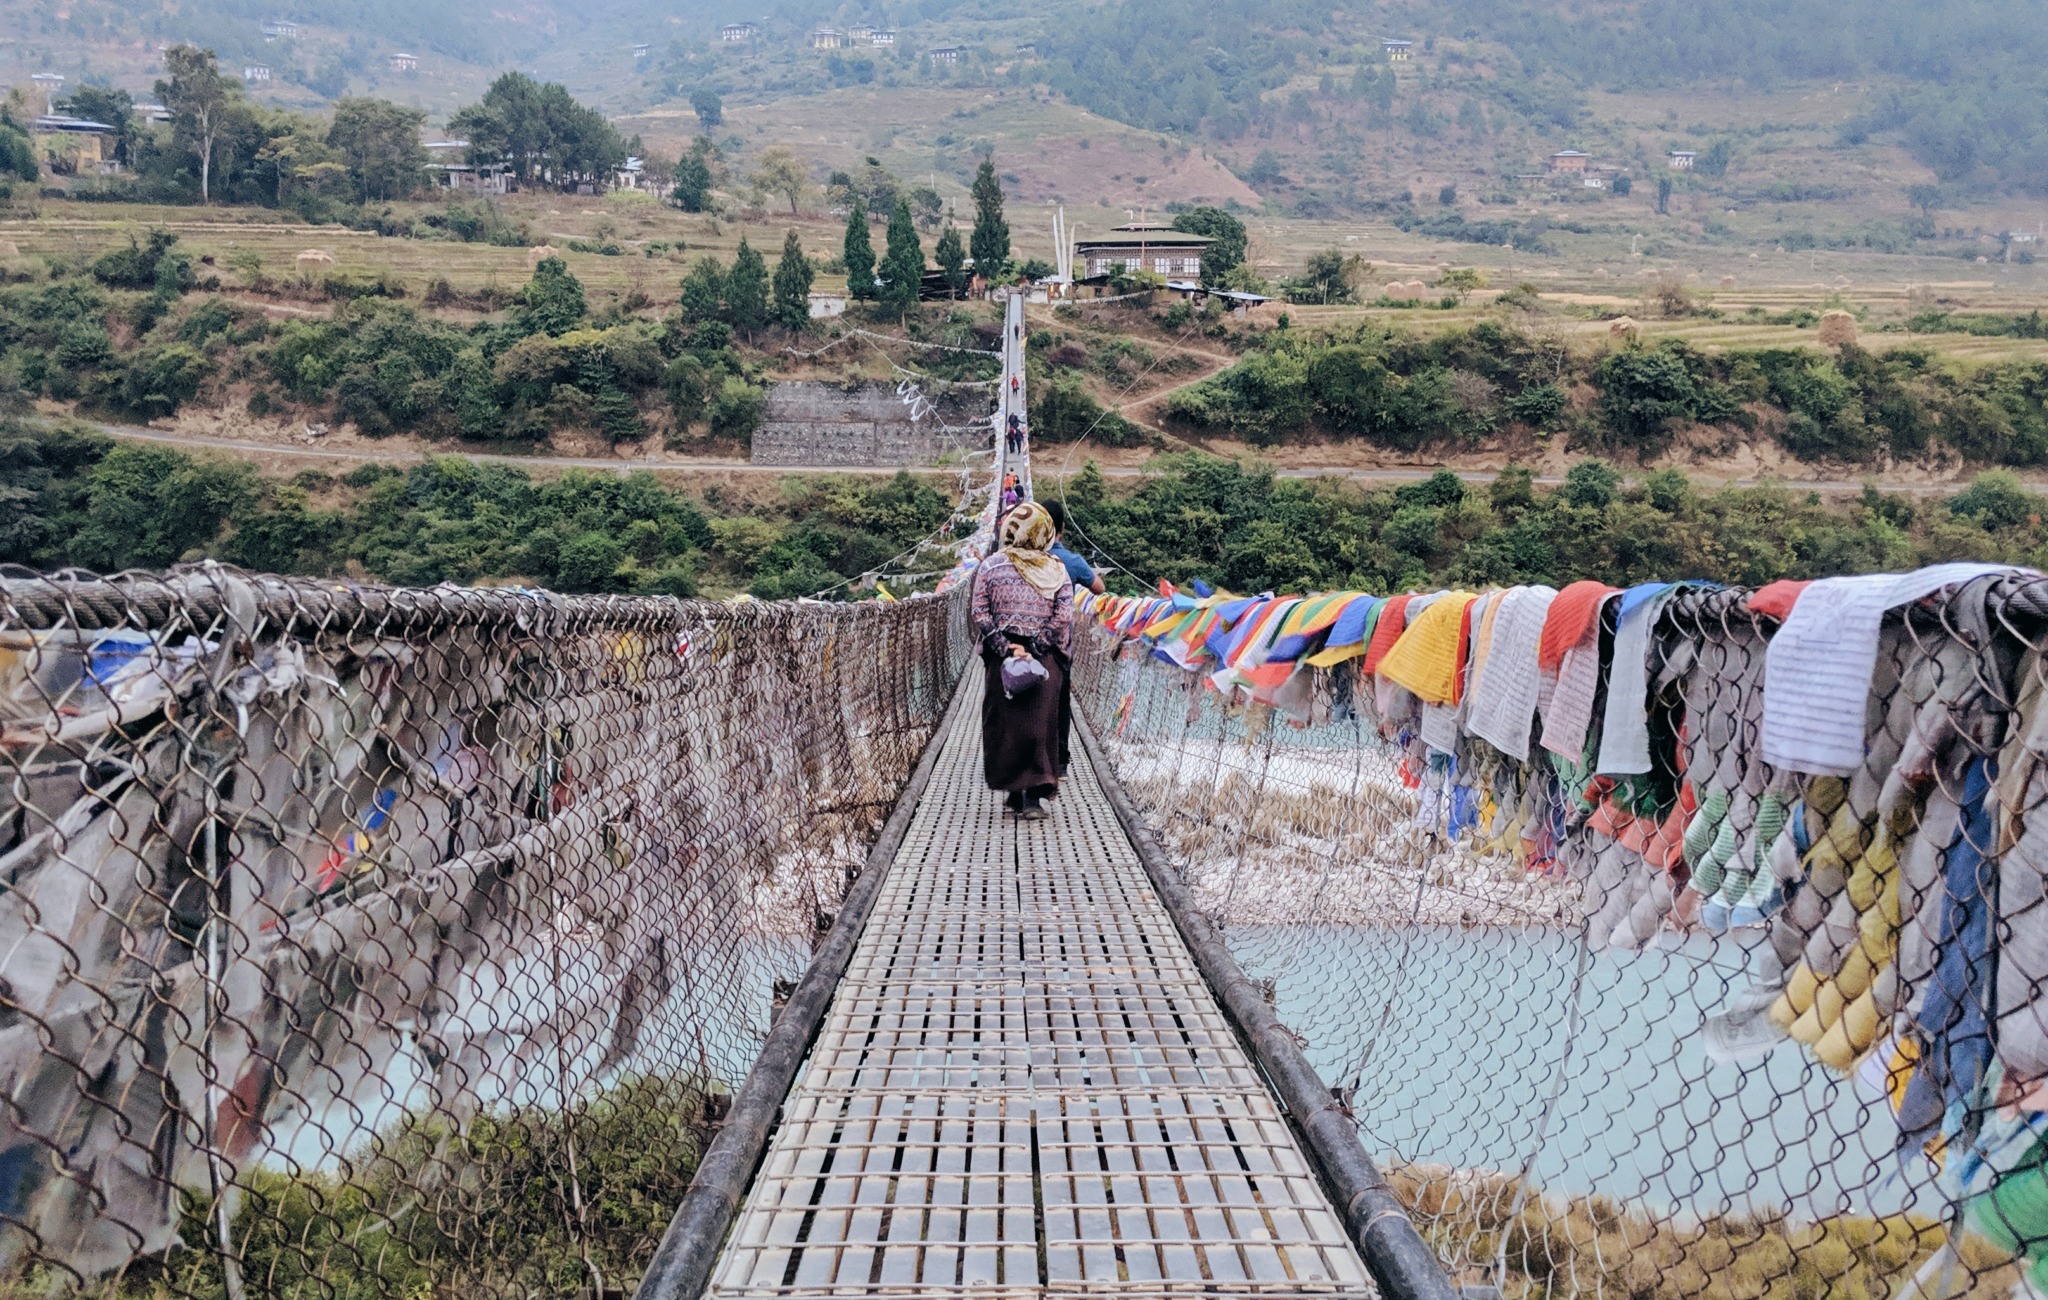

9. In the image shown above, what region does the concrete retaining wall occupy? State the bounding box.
[750,382,991,467]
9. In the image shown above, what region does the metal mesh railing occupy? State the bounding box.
[1073,573,2048,1300]
[0,564,970,1298]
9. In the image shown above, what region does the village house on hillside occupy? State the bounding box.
[1668,150,1696,170]
[260,19,297,39]
[388,52,417,72]
[928,45,964,63]
[1073,223,1212,279]
[30,73,64,114]
[33,114,120,175]
[1382,38,1413,60]
[424,140,510,194]
[1547,149,1589,173]
[242,64,271,83]
[870,29,896,45]
[720,21,757,41]
[811,27,842,48]
[846,23,874,42]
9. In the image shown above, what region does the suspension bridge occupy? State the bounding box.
[2,291,2040,1300]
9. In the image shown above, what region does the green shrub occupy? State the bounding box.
[1503,382,1568,428]
[118,343,211,417]
[90,230,191,292]
[1595,346,1701,445]
[706,376,765,442]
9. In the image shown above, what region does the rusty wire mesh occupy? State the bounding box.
[1072,574,2048,1300]
[0,563,969,1298]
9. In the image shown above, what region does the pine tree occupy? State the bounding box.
[842,198,876,302]
[517,256,586,336]
[671,138,714,212]
[933,224,967,299]
[679,256,726,323]
[969,157,1010,278]
[772,229,815,330]
[880,197,923,310]
[725,237,769,333]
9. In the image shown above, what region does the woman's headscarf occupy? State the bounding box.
[998,501,1069,598]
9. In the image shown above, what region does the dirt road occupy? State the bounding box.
[85,419,1993,496]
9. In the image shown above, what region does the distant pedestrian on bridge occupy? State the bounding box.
[972,501,1073,820]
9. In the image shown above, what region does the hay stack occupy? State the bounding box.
[527,244,561,266]
[294,249,335,269]
[1404,279,1429,298]
[1818,309,1858,347]
[1608,315,1640,342]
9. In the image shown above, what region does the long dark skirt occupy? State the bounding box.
[981,649,1067,795]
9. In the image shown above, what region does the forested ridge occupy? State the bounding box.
[1033,0,2048,193]
[15,0,2040,196]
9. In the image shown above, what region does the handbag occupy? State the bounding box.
[1000,652,1049,698]
[993,580,1063,699]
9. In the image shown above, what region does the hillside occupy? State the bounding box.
[6,0,2043,231]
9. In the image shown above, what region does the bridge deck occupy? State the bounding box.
[709,674,1373,1297]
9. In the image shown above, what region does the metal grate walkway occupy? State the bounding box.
[708,673,1373,1297]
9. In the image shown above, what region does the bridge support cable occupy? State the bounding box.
[937,291,1031,592]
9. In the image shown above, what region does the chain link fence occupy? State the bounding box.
[0,564,969,1298]
[1073,574,2048,1300]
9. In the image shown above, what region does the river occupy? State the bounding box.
[1237,923,1944,1223]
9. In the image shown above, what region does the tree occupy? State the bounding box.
[880,197,924,309]
[851,157,900,218]
[326,98,426,201]
[0,122,36,184]
[452,73,625,189]
[772,230,815,330]
[908,185,943,231]
[680,257,726,322]
[843,198,876,302]
[1595,347,1699,444]
[1656,175,1673,214]
[63,86,135,165]
[671,137,714,211]
[518,256,586,336]
[1171,207,1247,287]
[1696,138,1732,178]
[157,45,235,202]
[969,156,1009,277]
[1437,267,1486,303]
[1561,458,1620,509]
[726,237,769,333]
[1908,183,1943,220]
[751,146,807,215]
[1293,248,1361,304]
[933,224,968,298]
[690,89,723,129]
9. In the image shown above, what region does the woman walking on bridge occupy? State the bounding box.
[972,501,1074,820]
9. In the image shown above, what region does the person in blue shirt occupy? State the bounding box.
[1041,500,1102,777]
[1042,500,1105,596]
